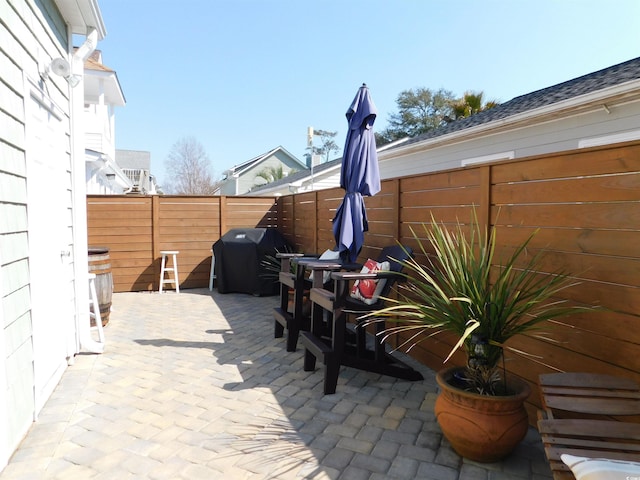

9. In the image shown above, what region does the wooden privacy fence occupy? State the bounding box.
[87,141,639,421]
[87,195,278,292]
[276,141,640,420]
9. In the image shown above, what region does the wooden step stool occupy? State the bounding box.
[160,250,180,293]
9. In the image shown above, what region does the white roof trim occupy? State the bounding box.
[54,0,106,40]
[84,69,126,106]
[85,150,133,187]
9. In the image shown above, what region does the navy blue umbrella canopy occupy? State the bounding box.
[332,84,381,262]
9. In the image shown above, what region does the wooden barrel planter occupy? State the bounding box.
[88,247,113,327]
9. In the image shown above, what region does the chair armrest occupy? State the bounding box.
[276,252,306,259]
[330,270,399,281]
[304,261,363,287]
[300,260,344,287]
[277,253,319,274]
[299,259,342,270]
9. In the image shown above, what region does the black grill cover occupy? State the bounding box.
[213,228,290,296]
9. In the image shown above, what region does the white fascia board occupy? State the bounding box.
[234,149,275,173]
[103,158,133,187]
[378,79,640,161]
[84,71,126,106]
[274,146,307,168]
[234,157,265,176]
[85,149,105,163]
[54,0,106,39]
[85,151,132,187]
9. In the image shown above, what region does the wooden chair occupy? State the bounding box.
[537,372,640,479]
[300,245,424,394]
[273,252,353,351]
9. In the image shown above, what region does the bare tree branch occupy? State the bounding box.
[164,137,218,195]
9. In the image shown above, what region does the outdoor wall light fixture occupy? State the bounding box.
[46,58,81,88]
[106,174,116,181]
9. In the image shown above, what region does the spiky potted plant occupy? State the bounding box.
[365,212,590,462]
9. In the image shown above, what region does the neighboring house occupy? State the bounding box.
[276,157,342,195]
[83,50,131,194]
[252,57,640,195]
[116,149,162,195]
[0,0,106,469]
[378,57,640,177]
[214,146,308,195]
[249,139,408,196]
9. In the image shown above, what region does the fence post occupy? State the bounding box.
[478,165,492,231]
[152,195,160,290]
[391,178,401,241]
[275,196,282,231]
[220,196,228,237]
[290,194,296,248]
[313,191,319,253]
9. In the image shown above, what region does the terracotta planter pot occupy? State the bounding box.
[435,366,531,463]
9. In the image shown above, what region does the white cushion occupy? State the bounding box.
[309,249,341,284]
[561,454,640,480]
[349,259,390,305]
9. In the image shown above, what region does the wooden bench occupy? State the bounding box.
[537,372,640,479]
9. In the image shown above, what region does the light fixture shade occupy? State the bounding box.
[47,58,81,88]
[67,75,81,88]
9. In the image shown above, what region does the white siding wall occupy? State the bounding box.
[0,0,75,469]
[299,170,340,194]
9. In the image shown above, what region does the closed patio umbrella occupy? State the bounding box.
[332,84,381,262]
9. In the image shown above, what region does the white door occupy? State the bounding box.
[26,88,75,415]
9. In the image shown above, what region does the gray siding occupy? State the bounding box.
[242,150,304,194]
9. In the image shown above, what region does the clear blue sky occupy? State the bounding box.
[96,0,640,188]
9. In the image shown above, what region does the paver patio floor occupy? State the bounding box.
[0,288,553,479]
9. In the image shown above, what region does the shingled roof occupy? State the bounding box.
[395,56,640,149]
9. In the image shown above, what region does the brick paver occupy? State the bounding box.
[0,289,553,479]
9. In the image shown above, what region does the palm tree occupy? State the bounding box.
[253,165,293,188]
[448,91,499,121]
